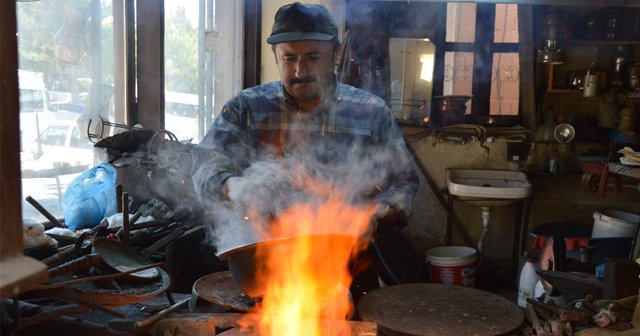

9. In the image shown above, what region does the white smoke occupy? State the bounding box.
[206,140,411,257]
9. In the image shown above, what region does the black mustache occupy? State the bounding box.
[291,77,316,84]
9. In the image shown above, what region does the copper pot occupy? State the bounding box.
[217,234,357,298]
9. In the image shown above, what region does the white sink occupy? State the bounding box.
[445,169,533,261]
[446,169,532,203]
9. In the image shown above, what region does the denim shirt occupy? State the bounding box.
[191,80,419,218]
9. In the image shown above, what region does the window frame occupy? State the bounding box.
[441,3,521,118]
[1,0,49,300]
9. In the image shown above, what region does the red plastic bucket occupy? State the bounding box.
[426,246,478,287]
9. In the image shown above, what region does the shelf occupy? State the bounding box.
[563,40,640,46]
[546,88,573,93]
[545,64,582,93]
[608,162,640,180]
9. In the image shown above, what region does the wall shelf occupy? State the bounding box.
[545,63,575,93]
[563,40,640,46]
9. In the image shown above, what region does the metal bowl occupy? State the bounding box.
[218,234,358,298]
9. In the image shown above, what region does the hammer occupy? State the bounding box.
[108,298,189,332]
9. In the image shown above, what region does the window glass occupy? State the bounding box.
[389,38,435,123]
[18,0,115,222]
[20,89,46,111]
[446,3,476,43]
[70,126,93,148]
[443,51,474,112]
[164,1,202,143]
[494,4,519,43]
[40,125,68,146]
[163,1,242,143]
[490,53,520,115]
[445,3,520,117]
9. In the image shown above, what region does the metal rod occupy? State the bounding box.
[33,262,165,290]
[25,195,65,228]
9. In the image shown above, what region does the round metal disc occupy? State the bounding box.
[192,271,256,312]
[357,283,524,336]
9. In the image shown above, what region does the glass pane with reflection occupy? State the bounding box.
[494,4,519,43]
[443,51,474,113]
[164,1,201,144]
[490,53,520,115]
[163,1,241,144]
[389,38,435,124]
[18,0,115,223]
[446,3,476,43]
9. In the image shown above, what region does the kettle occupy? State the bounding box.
[598,92,619,128]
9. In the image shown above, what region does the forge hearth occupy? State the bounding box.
[191,273,524,336]
[217,320,378,336]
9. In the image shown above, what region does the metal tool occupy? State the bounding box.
[108,298,189,332]
[526,298,590,323]
[93,227,184,282]
[25,195,65,228]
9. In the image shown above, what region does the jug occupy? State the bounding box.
[598,93,619,128]
[583,65,600,98]
[618,107,637,133]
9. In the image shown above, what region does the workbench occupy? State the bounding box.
[608,162,640,191]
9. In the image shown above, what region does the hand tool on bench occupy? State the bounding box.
[93,227,184,283]
[108,298,189,332]
[526,298,590,323]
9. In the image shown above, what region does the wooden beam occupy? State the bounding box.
[243,0,261,88]
[359,0,640,7]
[518,5,537,131]
[0,0,48,300]
[135,0,164,130]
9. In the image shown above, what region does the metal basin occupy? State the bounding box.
[217,234,357,298]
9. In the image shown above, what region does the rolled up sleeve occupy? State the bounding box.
[191,96,255,202]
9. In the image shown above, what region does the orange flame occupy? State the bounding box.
[240,181,375,335]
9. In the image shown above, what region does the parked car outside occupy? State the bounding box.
[19,70,80,154]
[21,121,96,177]
[165,91,198,118]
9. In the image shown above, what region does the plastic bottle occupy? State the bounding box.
[536,106,556,143]
[525,143,539,175]
[517,259,540,308]
[548,149,559,175]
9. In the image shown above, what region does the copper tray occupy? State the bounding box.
[28,267,171,309]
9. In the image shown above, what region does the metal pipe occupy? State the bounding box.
[477,206,491,266]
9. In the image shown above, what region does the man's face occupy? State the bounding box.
[272,40,338,105]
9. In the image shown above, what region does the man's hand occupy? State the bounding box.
[372,204,406,231]
[220,177,232,200]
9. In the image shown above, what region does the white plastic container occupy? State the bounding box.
[426,246,478,287]
[517,259,540,308]
[591,210,640,238]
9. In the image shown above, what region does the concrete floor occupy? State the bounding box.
[476,257,519,303]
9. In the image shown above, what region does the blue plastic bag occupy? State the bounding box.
[62,162,117,231]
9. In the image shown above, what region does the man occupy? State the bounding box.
[191,2,419,298]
